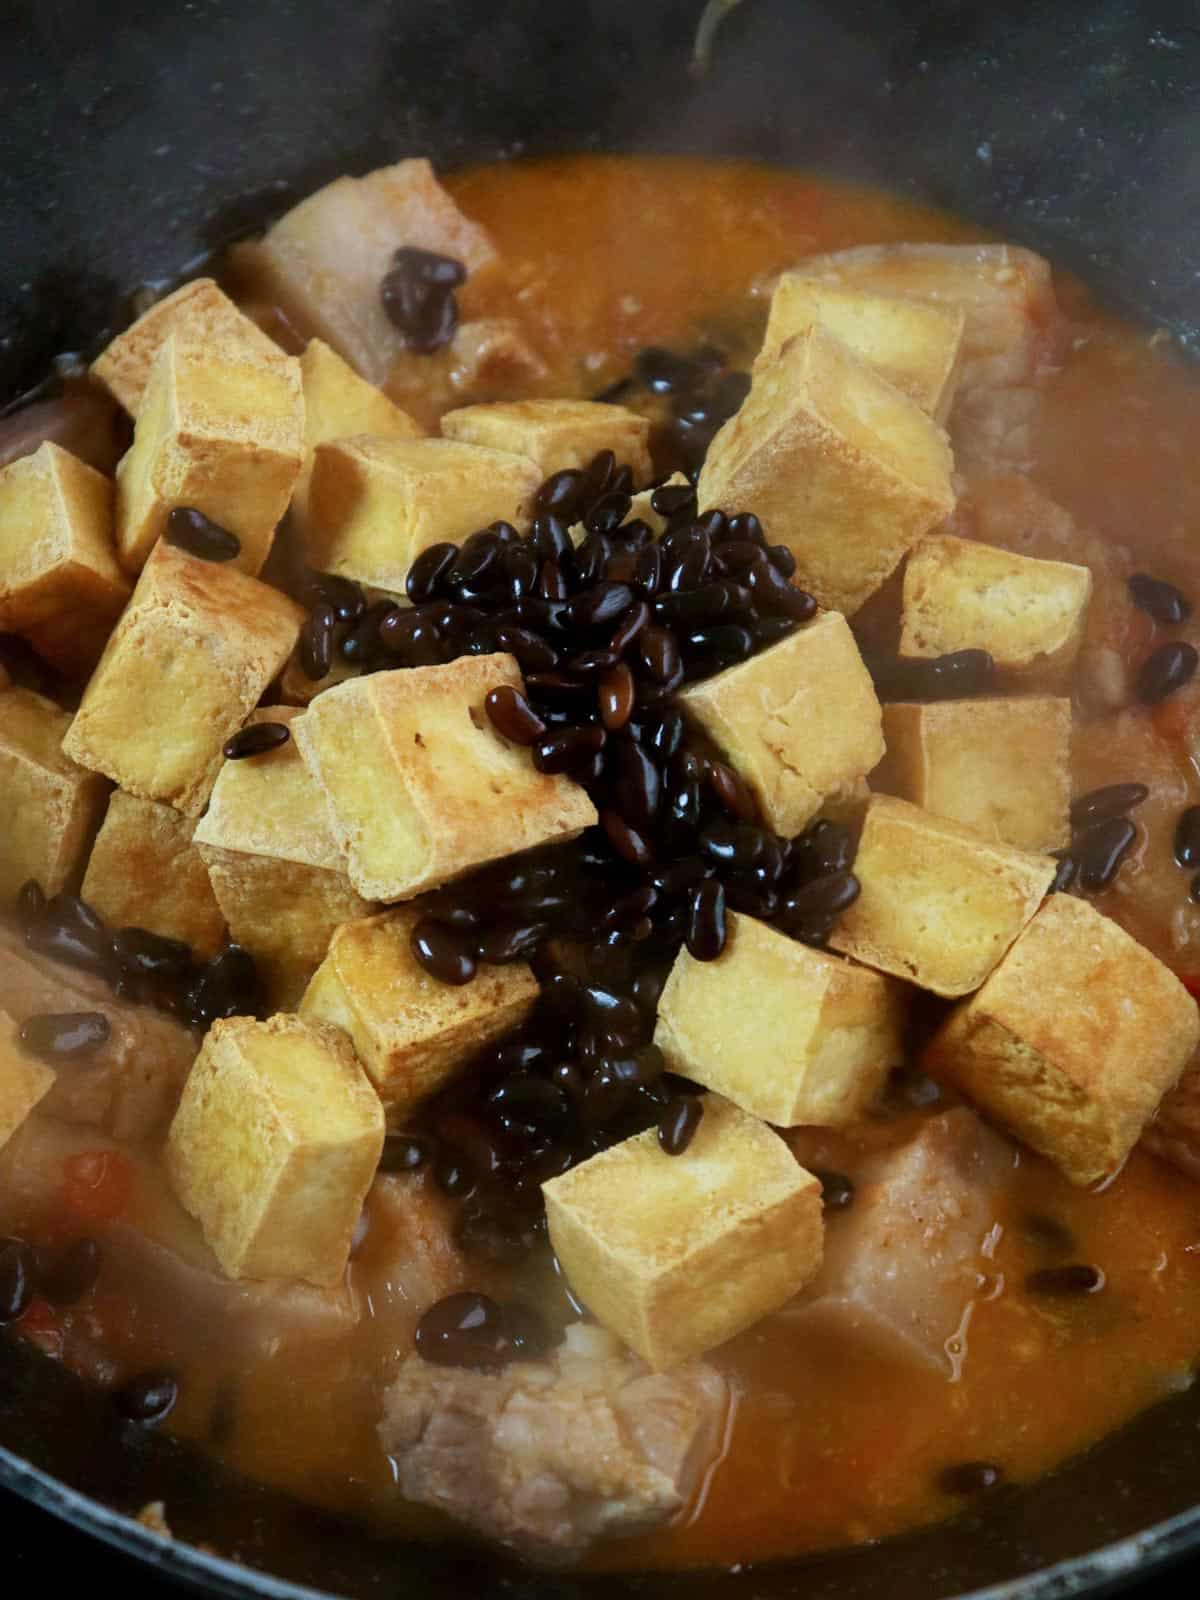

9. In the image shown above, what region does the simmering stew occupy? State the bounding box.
[2,155,1200,1572]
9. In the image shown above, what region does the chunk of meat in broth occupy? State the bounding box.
[380,1321,728,1565]
[797,242,1063,473]
[351,1170,481,1350]
[0,923,196,1141]
[232,159,498,385]
[784,1109,1017,1376]
[0,384,128,477]
[384,317,549,431]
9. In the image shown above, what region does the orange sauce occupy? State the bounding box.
[8,154,1200,1571]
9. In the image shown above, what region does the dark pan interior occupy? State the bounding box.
[3,0,1200,1594]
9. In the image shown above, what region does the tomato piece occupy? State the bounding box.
[60,1150,135,1223]
[1178,975,1200,1001]
[16,1296,63,1358]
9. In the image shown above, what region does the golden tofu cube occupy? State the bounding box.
[291,338,423,538]
[544,1096,823,1370]
[0,1008,55,1151]
[242,158,497,384]
[62,541,303,817]
[441,399,653,485]
[757,275,965,422]
[698,326,955,616]
[82,791,226,958]
[275,649,359,708]
[876,697,1071,851]
[165,1013,384,1285]
[925,895,1200,1186]
[828,795,1055,998]
[90,277,284,415]
[300,906,538,1123]
[677,613,884,837]
[115,333,304,575]
[0,686,108,903]
[656,912,906,1126]
[305,435,540,592]
[900,534,1092,687]
[0,442,130,675]
[194,706,376,1007]
[293,654,596,901]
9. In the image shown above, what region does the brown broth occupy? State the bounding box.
[7,154,1200,1572]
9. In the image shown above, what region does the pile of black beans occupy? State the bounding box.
[0,1234,102,1324]
[15,881,263,1033]
[289,446,870,1265]
[1052,783,1147,895]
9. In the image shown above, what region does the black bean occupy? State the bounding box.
[434,1154,479,1199]
[1136,640,1198,704]
[411,919,477,986]
[1190,872,1200,903]
[682,623,754,675]
[39,1238,102,1305]
[724,512,765,547]
[492,625,557,674]
[639,624,682,683]
[16,878,46,930]
[568,647,620,677]
[19,1011,110,1063]
[609,599,652,656]
[1174,806,1200,868]
[600,809,654,867]
[501,542,540,601]
[223,721,290,761]
[599,663,637,731]
[633,543,664,598]
[311,573,366,624]
[768,544,797,579]
[26,912,114,984]
[707,761,758,823]
[1025,1263,1105,1296]
[503,1301,552,1361]
[535,468,586,519]
[485,684,546,746]
[792,819,854,880]
[533,726,606,776]
[1129,572,1192,625]
[873,649,995,702]
[812,1170,855,1212]
[1069,783,1149,829]
[379,1133,435,1174]
[340,599,399,665]
[0,1238,34,1323]
[1073,817,1137,892]
[938,1461,1004,1496]
[658,1094,704,1155]
[165,506,240,562]
[114,1371,179,1424]
[585,491,631,537]
[568,583,635,630]
[447,530,502,591]
[748,561,818,620]
[381,248,465,353]
[687,879,727,961]
[489,1075,570,1128]
[378,607,442,664]
[699,821,771,870]
[637,347,700,394]
[614,740,661,826]
[298,601,336,680]
[1049,852,1078,894]
[475,922,547,964]
[186,943,263,1028]
[780,871,861,923]
[406,541,459,603]
[1021,1213,1076,1254]
[530,513,573,566]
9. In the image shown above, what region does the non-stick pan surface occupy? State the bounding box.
[2,2,1199,1595]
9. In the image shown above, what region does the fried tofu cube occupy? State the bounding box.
[0,687,108,903]
[300,906,538,1122]
[114,333,304,575]
[756,275,965,422]
[798,242,1058,390]
[90,278,284,415]
[293,654,596,901]
[876,697,1071,851]
[655,912,906,1125]
[900,534,1092,687]
[0,1008,55,1151]
[62,541,303,817]
[82,791,225,958]
[242,158,498,385]
[543,1096,823,1370]
[698,326,955,616]
[441,400,653,485]
[304,436,539,591]
[677,613,883,838]
[0,442,130,675]
[166,1014,384,1285]
[828,795,1055,998]
[1142,1059,1200,1186]
[194,707,376,1007]
[291,339,423,538]
[924,895,1200,1186]
[276,649,359,708]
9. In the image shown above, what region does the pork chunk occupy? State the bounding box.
[379,1322,728,1563]
[0,922,196,1140]
[785,1109,1016,1375]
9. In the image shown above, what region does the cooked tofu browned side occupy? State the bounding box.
[0,440,129,674]
[440,398,653,484]
[925,895,1200,1187]
[379,1322,728,1563]
[0,686,109,903]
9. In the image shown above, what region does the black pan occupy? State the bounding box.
[3,1,1199,1595]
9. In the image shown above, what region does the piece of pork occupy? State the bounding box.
[0,922,196,1141]
[799,242,1062,472]
[235,159,498,385]
[380,1321,728,1564]
[383,316,549,430]
[785,1108,1017,1376]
